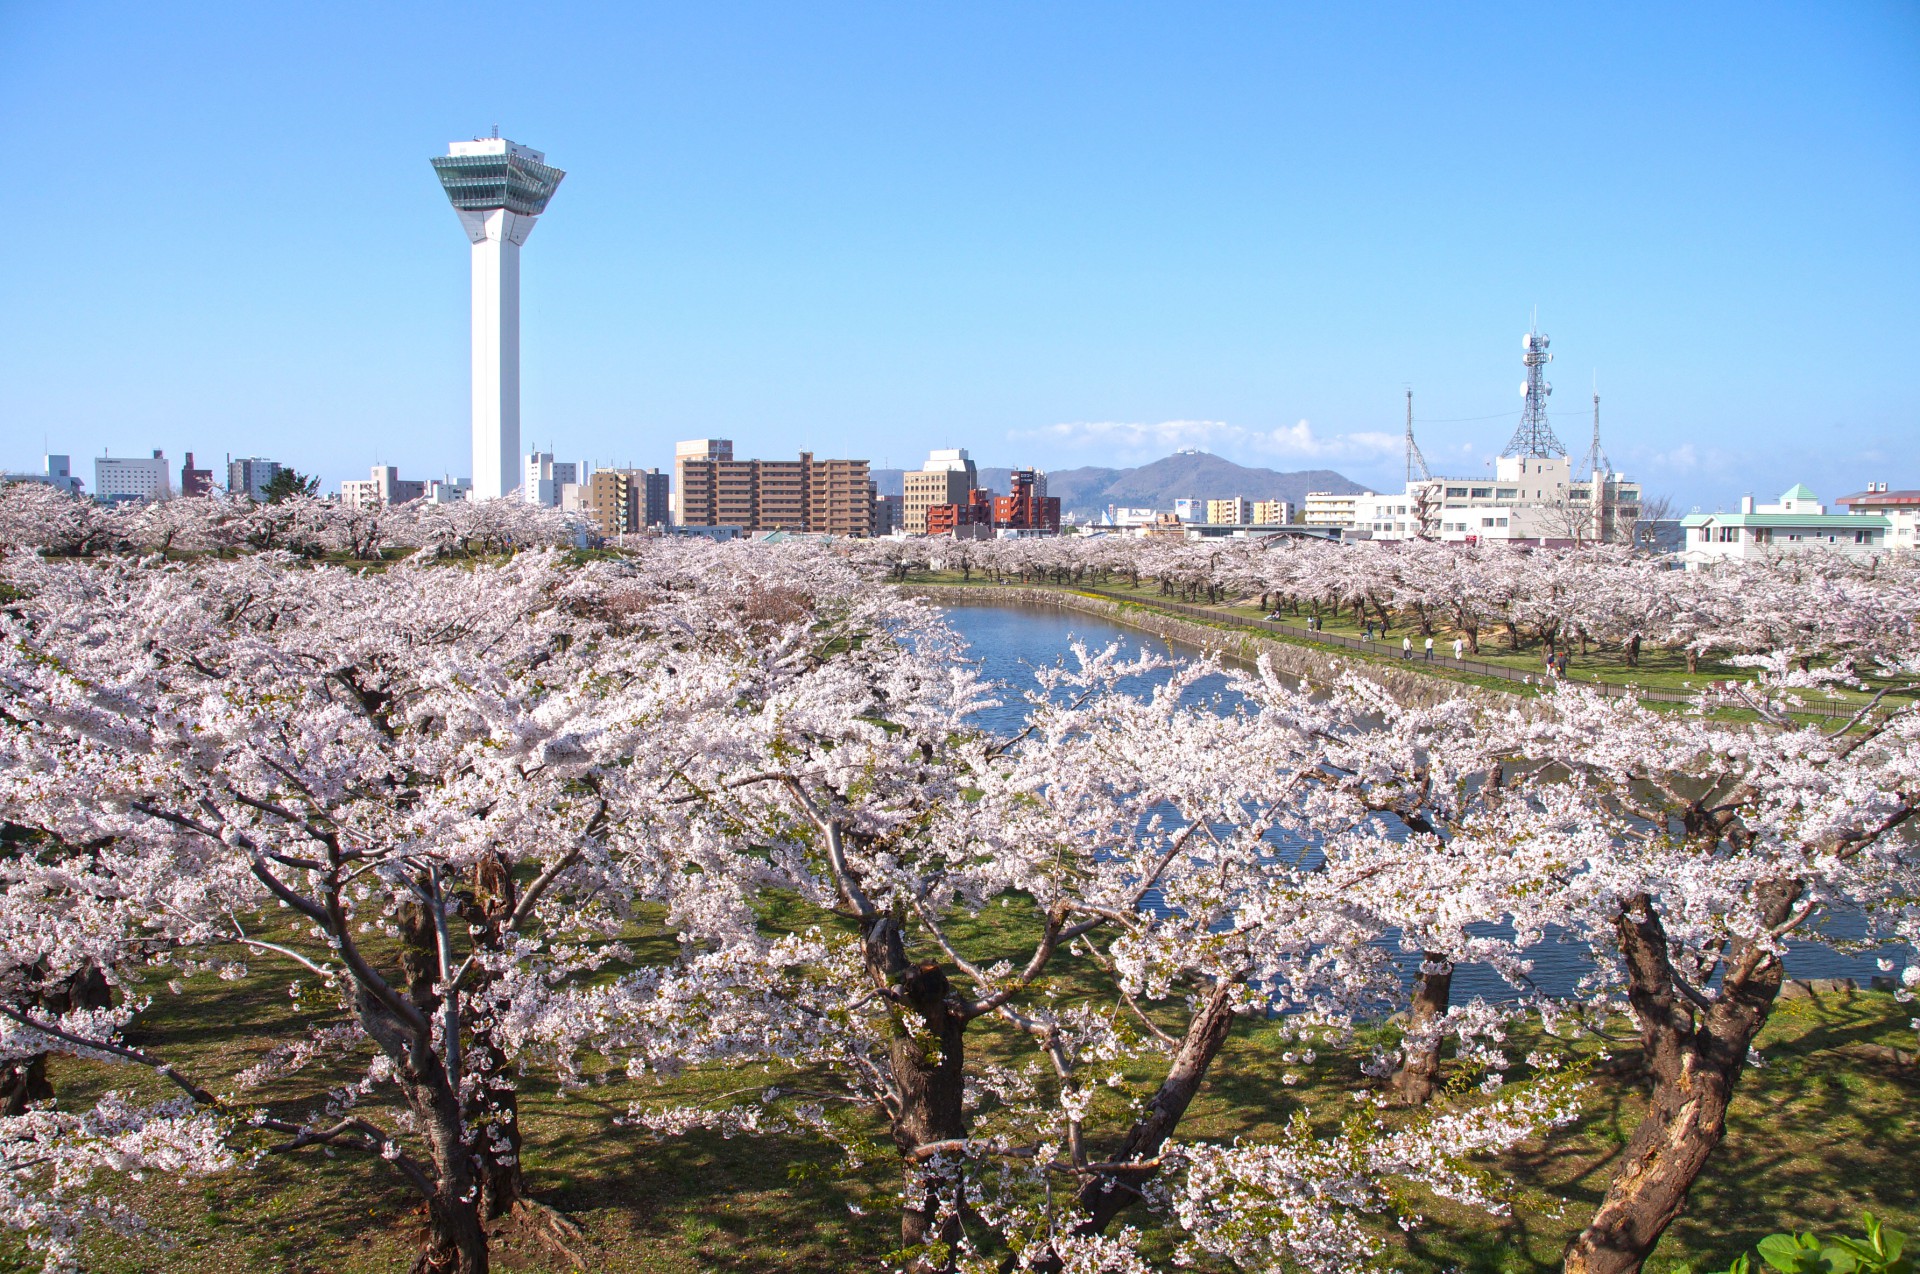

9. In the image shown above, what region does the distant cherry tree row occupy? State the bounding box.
[856,532,1920,671]
[0,482,580,560]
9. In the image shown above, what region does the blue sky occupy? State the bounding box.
[3,2,1915,509]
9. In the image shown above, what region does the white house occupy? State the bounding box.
[1680,483,1889,569]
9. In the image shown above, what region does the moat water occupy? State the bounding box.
[941,599,1904,1003]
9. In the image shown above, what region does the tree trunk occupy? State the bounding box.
[354,984,490,1274]
[865,916,967,1266]
[1562,889,1791,1274]
[463,855,525,1220]
[0,1054,51,1116]
[2,962,113,1114]
[1022,980,1238,1274]
[1389,953,1452,1104]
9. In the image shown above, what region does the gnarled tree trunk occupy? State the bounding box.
[1562,887,1792,1274]
[1023,978,1239,1274]
[1389,952,1453,1105]
[865,915,968,1267]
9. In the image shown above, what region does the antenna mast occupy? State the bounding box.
[1500,321,1569,458]
[1578,377,1611,480]
[1404,388,1431,483]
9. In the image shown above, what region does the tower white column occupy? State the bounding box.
[432,138,565,501]
[464,211,527,500]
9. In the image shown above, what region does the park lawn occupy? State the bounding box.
[4,891,1913,1274]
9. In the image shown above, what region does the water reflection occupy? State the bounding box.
[940,599,1902,1001]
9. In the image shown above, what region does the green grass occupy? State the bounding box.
[7,897,1914,1273]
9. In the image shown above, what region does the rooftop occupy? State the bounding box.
[1681,512,1889,529]
[1838,490,1920,507]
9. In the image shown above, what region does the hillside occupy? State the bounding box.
[872,454,1369,520]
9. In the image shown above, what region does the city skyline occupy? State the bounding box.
[2,3,1916,509]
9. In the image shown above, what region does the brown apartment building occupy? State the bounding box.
[674,439,873,536]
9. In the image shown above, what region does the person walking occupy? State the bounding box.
[1402,635,1413,660]
[1452,637,1464,660]
[1363,621,1374,640]
[1424,636,1434,661]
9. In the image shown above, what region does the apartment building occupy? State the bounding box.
[674,439,872,536]
[1251,499,1293,525]
[227,457,284,502]
[872,494,901,537]
[1835,483,1920,550]
[1207,497,1254,526]
[992,469,1061,534]
[1303,490,1369,528]
[340,465,427,509]
[902,448,978,534]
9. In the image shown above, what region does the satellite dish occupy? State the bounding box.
[1520,383,1529,396]
[1545,383,1554,395]
[1522,334,1533,350]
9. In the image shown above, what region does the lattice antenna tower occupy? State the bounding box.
[1404,388,1431,483]
[1578,374,1611,480]
[1500,321,1568,458]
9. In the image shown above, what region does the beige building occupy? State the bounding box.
[1207,497,1254,526]
[901,448,978,534]
[1835,483,1920,550]
[340,465,426,510]
[674,439,872,536]
[1251,499,1293,525]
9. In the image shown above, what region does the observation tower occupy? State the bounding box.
[431,134,566,500]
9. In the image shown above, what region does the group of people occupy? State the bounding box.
[1394,633,1467,662]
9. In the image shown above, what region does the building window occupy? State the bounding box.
[1496,518,1509,527]
[1470,487,1492,498]
[1445,487,1468,497]
[1481,517,1495,528]
[1497,488,1517,499]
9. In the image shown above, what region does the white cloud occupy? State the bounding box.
[1651,443,1699,473]
[1009,418,1400,464]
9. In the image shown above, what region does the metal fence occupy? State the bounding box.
[1046,584,1859,721]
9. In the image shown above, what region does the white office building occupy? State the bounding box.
[523,451,588,507]
[1,455,84,495]
[95,451,172,504]
[431,136,567,501]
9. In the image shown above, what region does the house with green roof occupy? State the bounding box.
[1679,483,1890,570]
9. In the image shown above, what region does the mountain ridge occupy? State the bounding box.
[870,453,1370,521]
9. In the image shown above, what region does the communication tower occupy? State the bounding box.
[1403,388,1431,484]
[1500,324,1568,458]
[1577,379,1612,481]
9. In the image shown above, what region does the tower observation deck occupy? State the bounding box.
[431,137,566,500]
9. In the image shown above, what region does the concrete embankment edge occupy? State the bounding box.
[897,584,1510,711]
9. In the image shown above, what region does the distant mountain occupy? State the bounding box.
[872,454,1369,521]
